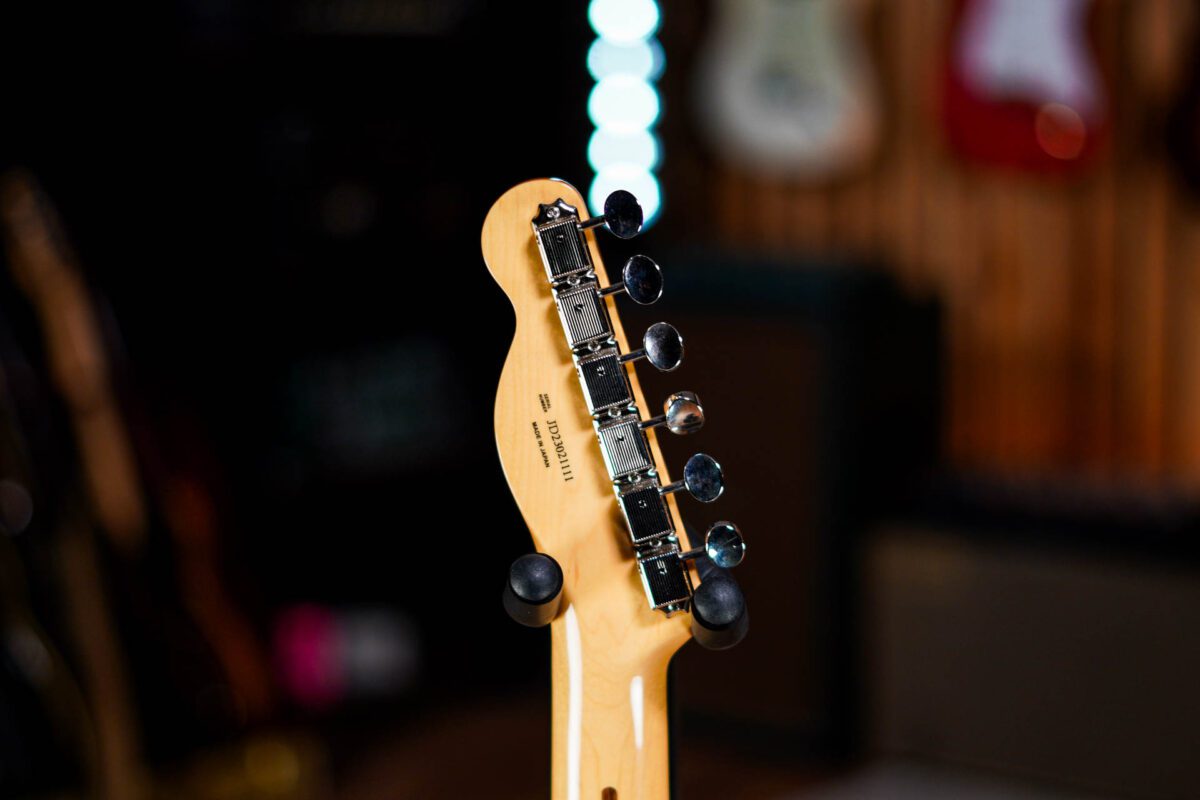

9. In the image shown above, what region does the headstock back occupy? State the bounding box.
[481,178,694,652]
[481,177,748,799]
[482,177,747,653]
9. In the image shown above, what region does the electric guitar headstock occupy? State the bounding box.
[481,179,747,799]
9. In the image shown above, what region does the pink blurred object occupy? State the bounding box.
[274,604,344,710]
[274,603,419,711]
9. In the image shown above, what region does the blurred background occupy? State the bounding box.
[0,0,1198,797]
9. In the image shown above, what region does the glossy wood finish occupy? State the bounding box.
[481,179,695,800]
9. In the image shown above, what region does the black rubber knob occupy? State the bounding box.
[690,574,748,650]
[502,553,563,627]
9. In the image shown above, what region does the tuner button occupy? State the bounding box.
[579,189,644,239]
[604,190,644,238]
[690,573,749,651]
[502,553,563,628]
[639,391,704,435]
[664,391,704,434]
[705,522,745,568]
[619,322,684,372]
[644,322,683,370]
[680,521,746,568]
[597,255,663,306]
[621,255,663,304]
[684,453,723,502]
[661,453,724,502]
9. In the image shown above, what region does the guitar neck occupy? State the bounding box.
[482,178,748,800]
[551,611,675,800]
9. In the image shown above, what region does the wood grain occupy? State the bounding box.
[481,179,696,800]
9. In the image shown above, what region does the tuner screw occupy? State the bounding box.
[640,391,704,435]
[579,189,643,239]
[620,322,684,372]
[660,453,724,503]
[680,521,745,568]
[598,255,663,305]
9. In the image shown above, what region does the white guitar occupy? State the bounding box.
[695,0,880,178]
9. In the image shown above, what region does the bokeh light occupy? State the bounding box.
[587,0,663,227]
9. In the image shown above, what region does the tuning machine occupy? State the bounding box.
[660,453,724,502]
[640,391,704,435]
[579,189,643,239]
[598,255,663,306]
[620,322,683,372]
[636,521,748,647]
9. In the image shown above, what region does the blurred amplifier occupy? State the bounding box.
[622,250,940,758]
[865,519,1200,799]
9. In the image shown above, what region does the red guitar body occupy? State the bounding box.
[941,0,1109,174]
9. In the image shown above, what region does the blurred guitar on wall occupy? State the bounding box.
[0,171,276,784]
[695,0,880,179]
[940,0,1108,173]
[0,325,96,797]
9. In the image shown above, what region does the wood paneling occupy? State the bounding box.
[672,0,1200,482]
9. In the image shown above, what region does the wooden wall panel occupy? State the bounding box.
[672,0,1200,482]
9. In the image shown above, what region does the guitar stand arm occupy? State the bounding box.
[690,555,749,650]
[502,553,563,627]
[683,519,748,650]
[501,544,748,650]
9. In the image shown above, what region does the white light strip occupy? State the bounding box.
[587,0,663,227]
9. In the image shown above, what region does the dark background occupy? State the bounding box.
[0,1,1198,798]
